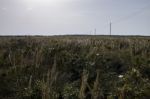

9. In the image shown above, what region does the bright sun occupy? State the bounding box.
[25,0,63,7]
[31,0,58,3]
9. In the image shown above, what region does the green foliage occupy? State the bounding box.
[63,83,79,99]
[0,36,150,99]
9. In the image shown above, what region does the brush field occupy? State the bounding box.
[0,36,150,99]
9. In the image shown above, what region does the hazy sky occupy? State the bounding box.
[0,0,150,35]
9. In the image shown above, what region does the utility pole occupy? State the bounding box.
[110,22,112,36]
[94,28,96,35]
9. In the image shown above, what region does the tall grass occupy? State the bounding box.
[0,36,149,99]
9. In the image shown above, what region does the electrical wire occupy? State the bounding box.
[112,3,150,25]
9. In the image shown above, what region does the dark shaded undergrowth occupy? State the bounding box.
[0,36,150,99]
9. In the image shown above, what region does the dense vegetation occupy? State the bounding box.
[0,36,150,99]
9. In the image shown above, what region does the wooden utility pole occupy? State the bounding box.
[94,28,97,35]
[110,22,112,36]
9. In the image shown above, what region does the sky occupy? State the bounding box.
[0,0,150,35]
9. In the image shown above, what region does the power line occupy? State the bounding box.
[112,3,150,25]
[102,3,150,35]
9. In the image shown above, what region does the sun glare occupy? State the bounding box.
[25,0,64,7]
[31,0,58,3]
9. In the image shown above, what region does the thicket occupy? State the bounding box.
[0,36,150,99]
